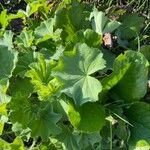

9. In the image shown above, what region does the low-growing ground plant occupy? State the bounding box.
[0,0,150,149]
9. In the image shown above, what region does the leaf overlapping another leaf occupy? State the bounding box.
[125,102,150,146]
[16,30,34,51]
[89,7,121,35]
[101,50,149,102]
[0,137,25,150]
[9,95,61,141]
[68,102,105,132]
[0,45,18,128]
[0,46,18,80]
[0,45,17,135]
[54,2,90,43]
[26,55,62,100]
[0,0,149,148]
[52,43,106,105]
[34,18,62,44]
[118,13,144,39]
[0,31,14,50]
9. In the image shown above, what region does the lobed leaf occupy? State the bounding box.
[125,102,150,146]
[26,55,62,100]
[89,8,121,35]
[68,102,105,132]
[53,43,106,105]
[0,46,18,79]
[101,50,149,102]
[10,96,61,141]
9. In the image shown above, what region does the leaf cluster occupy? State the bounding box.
[0,0,150,149]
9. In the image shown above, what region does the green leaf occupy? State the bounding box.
[53,43,106,105]
[65,29,102,51]
[50,124,101,150]
[0,138,11,150]
[0,78,9,97]
[40,141,59,150]
[35,18,54,37]
[0,93,10,113]
[89,8,120,34]
[0,10,9,29]
[51,45,64,60]
[129,140,150,150]
[0,31,14,50]
[125,102,150,146]
[103,20,121,33]
[0,46,18,79]
[50,126,79,150]
[134,140,150,150]
[13,51,35,77]
[26,55,62,100]
[55,7,75,43]
[118,13,144,39]
[140,45,150,63]
[0,10,25,29]
[0,75,8,131]
[9,77,33,98]
[84,29,102,47]
[0,103,7,116]
[101,50,148,102]
[34,18,62,44]
[10,96,61,141]
[77,132,102,150]
[68,102,105,132]
[54,2,90,42]
[0,137,25,150]
[10,137,25,150]
[25,1,43,17]
[12,123,31,141]
[9,67,61,141]
[24,0,50,15]
[7,11,25,20]
[101,48,116,70]
[16,30,34,50]
[0,80,10,135]
[0,121,4,135]
[29,103,61,140]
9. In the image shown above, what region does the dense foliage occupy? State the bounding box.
[0,0,150,149]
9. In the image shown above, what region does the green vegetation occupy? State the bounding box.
[0,0,150,149]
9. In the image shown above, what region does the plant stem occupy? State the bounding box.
[109,121,113,150]
[29,140,36,150]
[109,110,113,150]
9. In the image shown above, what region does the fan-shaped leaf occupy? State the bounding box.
[53,43,106,105]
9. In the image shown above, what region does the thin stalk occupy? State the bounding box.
[136,1,146,12]
[108,0,113,7]
[126,0,135,6]
[142,22,150,35]
[109,119,113,150]
[137,35,140,51]
[29,140,36,150]
[113,113,133,127]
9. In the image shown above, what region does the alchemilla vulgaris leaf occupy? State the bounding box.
[9,95,61,141]
[89,7,121,34]
[0,0,150,148]
[26,54,62,100]
[68,102,105,132]
[52,43,106,105]
[0,46,18,80]
[101,50,149,102]
[125,102,150,146]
